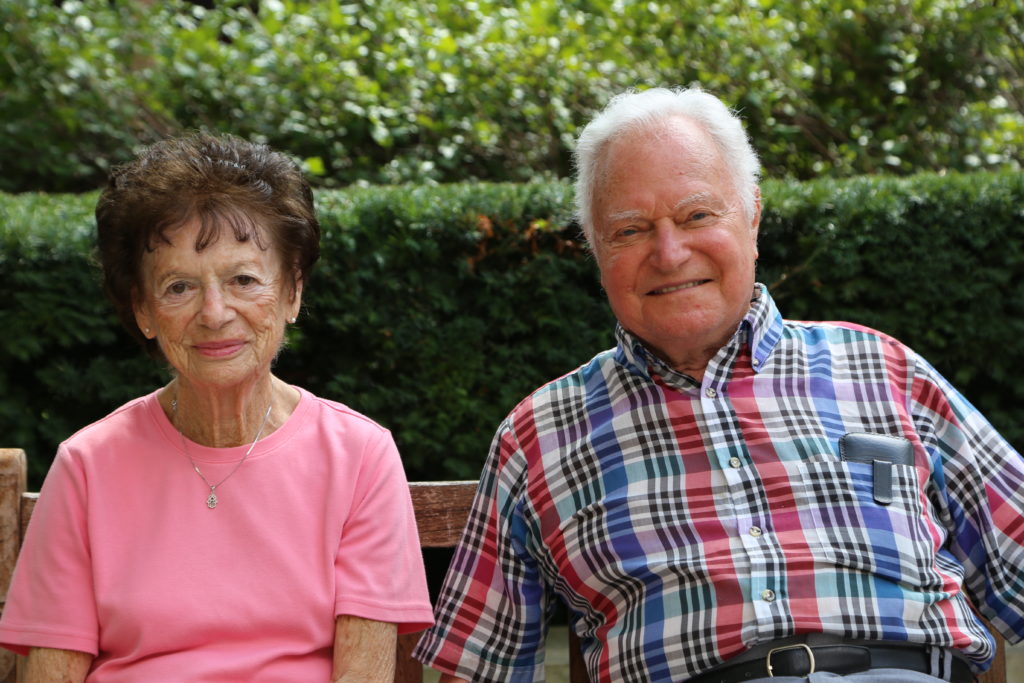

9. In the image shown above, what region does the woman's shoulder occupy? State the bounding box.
[45,391,167,480]
[287,388,405,479]
[294,387,393,439]
[63,391,162,448]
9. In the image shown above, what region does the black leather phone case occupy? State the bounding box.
[839,432,913,505]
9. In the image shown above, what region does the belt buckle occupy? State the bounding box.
[766,643,816,677]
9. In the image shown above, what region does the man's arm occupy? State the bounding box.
[331,614,397,682]
[414,421,548,679]
[25,647,92,683]
[438,675,472,683]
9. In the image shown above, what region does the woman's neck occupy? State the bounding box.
[162,375,295,448]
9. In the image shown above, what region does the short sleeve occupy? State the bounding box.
[333,430,434,634]
[0,446,99,655]
[910,355,1024,642]
[413,420,550,681]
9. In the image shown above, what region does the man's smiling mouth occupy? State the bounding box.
[649,280,710,295]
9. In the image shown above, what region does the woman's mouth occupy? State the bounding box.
[194,340,245,358]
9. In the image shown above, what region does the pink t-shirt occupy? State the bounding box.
[0,387,433,681]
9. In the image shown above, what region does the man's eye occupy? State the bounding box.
[690,211,709,222]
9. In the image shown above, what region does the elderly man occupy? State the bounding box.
[413,88,1024,682]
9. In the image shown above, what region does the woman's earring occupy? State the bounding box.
[288,317,297,324]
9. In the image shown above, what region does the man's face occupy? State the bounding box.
[592,116,760,374]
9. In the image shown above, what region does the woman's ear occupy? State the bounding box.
[288,275,304,319]
[134,308,155,339]
[133,291,155,339]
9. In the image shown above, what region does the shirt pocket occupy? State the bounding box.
[799,458,942,589]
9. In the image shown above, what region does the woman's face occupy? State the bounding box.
[133,217,301,392]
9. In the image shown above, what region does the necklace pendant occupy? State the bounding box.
[206,491,219,509]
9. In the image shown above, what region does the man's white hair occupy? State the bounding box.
[573,87,761,245]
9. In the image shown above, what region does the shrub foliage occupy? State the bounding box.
[1,0,1021,192]
[1,172,1021,487]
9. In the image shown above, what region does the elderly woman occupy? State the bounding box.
[0,134,433,681]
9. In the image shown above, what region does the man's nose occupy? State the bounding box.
[649,219,692,271]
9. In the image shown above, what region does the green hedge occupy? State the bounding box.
[2,0,1021,192]
[1,172,1021,487]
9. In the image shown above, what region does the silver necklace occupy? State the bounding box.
[171,396,273,509]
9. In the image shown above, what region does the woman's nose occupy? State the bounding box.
[198,285,235,328]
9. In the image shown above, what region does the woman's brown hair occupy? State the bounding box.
[95,133,320,360]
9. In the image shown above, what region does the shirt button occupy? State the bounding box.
[752,358,760,367]
[749,526,763,537]
[761,589,776,602]
[729,457,742,468]
[704,387,717,398]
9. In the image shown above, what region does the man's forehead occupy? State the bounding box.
[603,192,717,223]
[608,115,716,156]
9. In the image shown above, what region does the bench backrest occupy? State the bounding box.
[0,448,1007,682]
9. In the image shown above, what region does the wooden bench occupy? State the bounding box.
[0,448,1007,682]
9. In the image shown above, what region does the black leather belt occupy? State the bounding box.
[686,640,974,683]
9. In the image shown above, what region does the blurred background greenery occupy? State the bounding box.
[0,0,1021,486]
[2,0,1020,193]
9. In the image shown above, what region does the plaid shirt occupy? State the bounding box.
[414,286,1024,682]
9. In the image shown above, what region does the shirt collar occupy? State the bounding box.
[744,284,784,372]
[613,283,784,380]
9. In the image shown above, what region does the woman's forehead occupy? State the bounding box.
[149,206,271,254]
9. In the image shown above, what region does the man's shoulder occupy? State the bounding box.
[783,318,909,348]
[505,345,622,420]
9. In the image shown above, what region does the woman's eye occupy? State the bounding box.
[167,282,189,295]
[235,274,256,287]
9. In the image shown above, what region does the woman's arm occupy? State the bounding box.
[25,647,92,683]
[330,615,397,682]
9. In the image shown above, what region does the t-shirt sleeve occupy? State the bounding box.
[332,429,434,634]
[0,446,99,656]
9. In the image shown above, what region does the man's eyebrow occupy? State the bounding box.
[604,208,645,224]
[603,192,719,225]
[672,192,714,212]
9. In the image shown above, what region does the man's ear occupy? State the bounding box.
[750,186,762,258]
